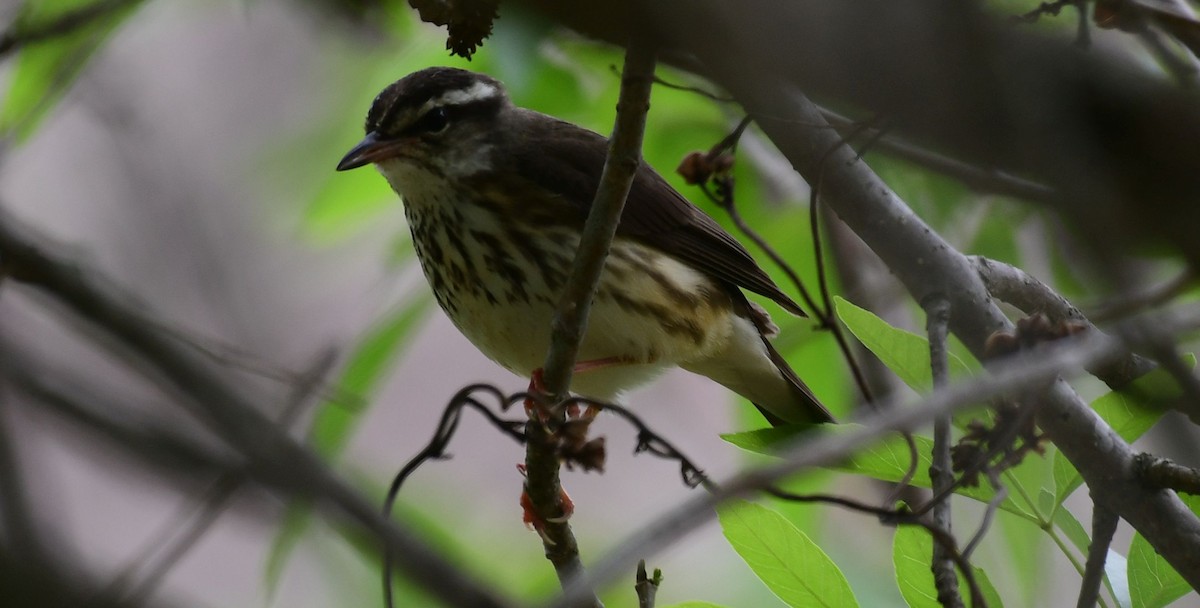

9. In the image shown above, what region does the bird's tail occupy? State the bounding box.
[757,336,835,425]
[682,309,834,426]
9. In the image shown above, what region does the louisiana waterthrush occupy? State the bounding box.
[337,67,833,425]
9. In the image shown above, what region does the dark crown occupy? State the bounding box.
[365,67,508,138]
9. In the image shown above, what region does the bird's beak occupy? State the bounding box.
[336,132,403,171]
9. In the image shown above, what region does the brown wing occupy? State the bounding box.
[508,110,806,317]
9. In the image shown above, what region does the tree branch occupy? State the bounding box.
[1135,453,1200,495]
[1077,505,1118,608]
[923,295,962,608]
[549,318,1192,607]
[634,560,661,608]
[526,37,657,601]
[0,207,515,608]
[970,255,1155,390]
[514,0,1200,264]
[721,77,1200,593]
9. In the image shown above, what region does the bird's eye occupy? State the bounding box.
[416,107,450,134]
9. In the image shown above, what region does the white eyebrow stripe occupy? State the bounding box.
[420,81,500,114]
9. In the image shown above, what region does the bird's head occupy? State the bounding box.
[336,67,512,190]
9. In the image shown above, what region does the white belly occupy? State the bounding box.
[402,192,738,401]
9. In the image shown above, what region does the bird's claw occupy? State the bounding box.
[519,483,575,542]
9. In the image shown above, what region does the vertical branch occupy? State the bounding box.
[0,382,48,567]
[1077,505,1118,608]
[524,37,657,601]
[924,295,963,608]
[634,560,661,608]
[538,39,656,400]
[0,210,514,608]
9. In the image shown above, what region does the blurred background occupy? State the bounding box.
[0,1,1197,607]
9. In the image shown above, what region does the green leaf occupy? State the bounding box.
[833,296,972,393]
[659,603,730,608]
[1053,358,1190,503]
[1052,452,1081,508]
[1050,501,1091,556]
[996,506,1050,606]
[310,297,431,458]
[1129,495,1200,608]
[1,0,143,142]
[721,424,821,452]
[719,500,858,608]
[892,526,1004,608]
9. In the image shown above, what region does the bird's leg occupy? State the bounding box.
[517,463,575,541]
[518,356,629,534]
[522,356,630,419]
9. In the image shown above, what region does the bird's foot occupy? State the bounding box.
[517,464,575,543]
[522,369,549,418]
[522,357,628,420]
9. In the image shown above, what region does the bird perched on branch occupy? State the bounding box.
[337,67,832,426]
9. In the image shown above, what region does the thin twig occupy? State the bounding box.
[816,108,1057,204]
[634,560,661,608]
[962,472,1006,561]
[695,119,876,405]
[527,37,656,603]
[0,375,48,566]
[549,319,1174,608]
[765,486,985,606]
[810,182,874,402]
[1114,317,1200,424]
[1135,453,1200,494]
[383,384,526,608]
[924,295,963,608]
[804,122,921,498]
[0,207,515,608]
[107,349,338,605]
[380,385,715,608]
[539,40,657,400]
[1077,505,1119,608]
[705,182,821,322]
[970,255,1156,390]
[716,56,1200,593]
[1088,267,1195,323]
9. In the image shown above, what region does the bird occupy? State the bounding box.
[336,66,833,426]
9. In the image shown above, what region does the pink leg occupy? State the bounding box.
[517,464,575,540]
[523,356,632,418]
[516,357,631,533]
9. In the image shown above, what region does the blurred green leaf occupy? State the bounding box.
[659,603,730,608]
[1052,357,1190,504]
[304,165,398,242]
[996,506,1050,606]
[892,526,1004,608]
[1,0,143,142]
[719,500,858,607]
[833,296,972,393]
[1129,494,1200,608]
[264,501,313,597]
